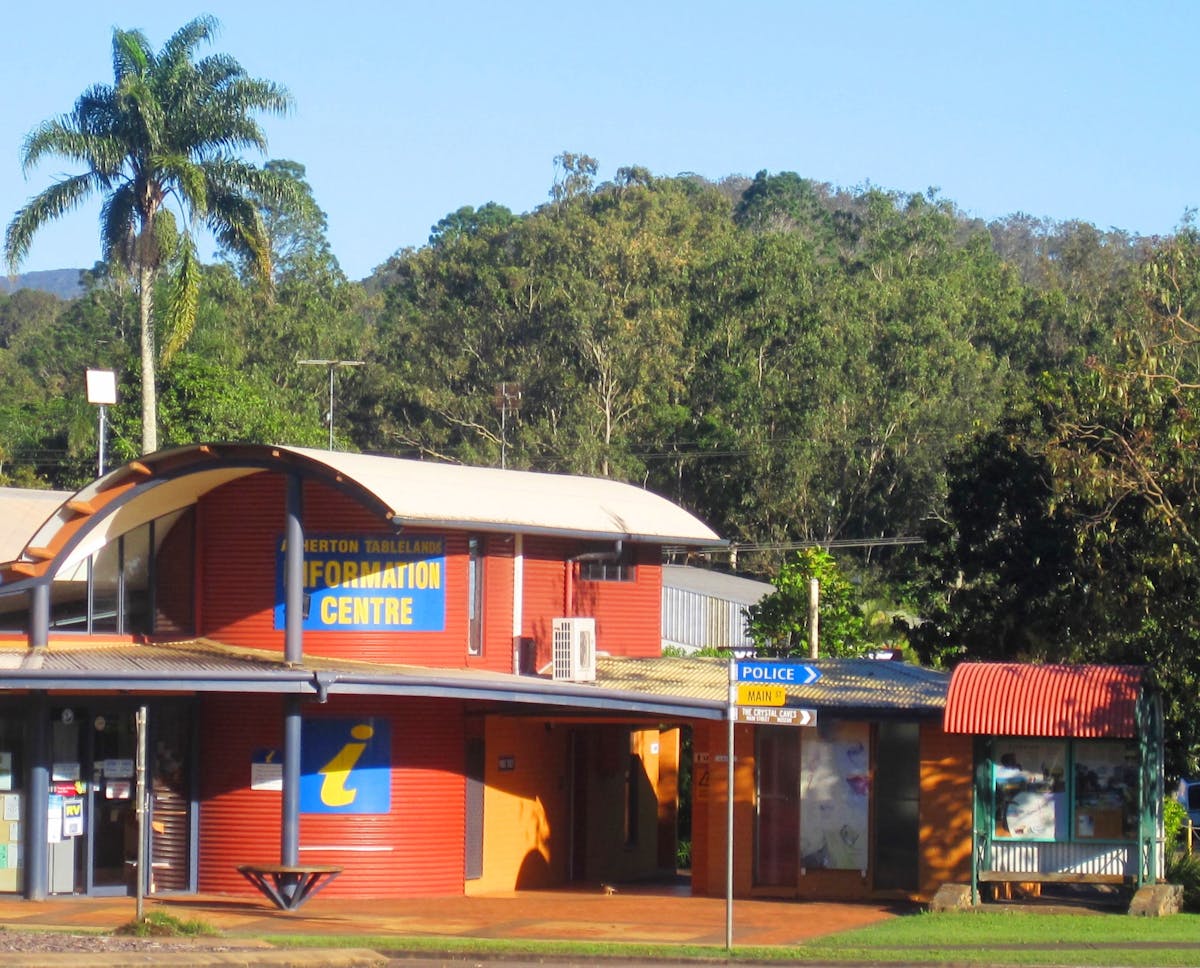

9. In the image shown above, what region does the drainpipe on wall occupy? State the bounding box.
[564,540,624,617]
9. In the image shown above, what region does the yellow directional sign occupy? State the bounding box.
[737,683,786,706]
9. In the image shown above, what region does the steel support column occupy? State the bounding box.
[26,693,49,899]
[282,695,301,867]
[30,582,49,649]
[284,473,304,666]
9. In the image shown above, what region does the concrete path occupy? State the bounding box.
[0,882,908,957]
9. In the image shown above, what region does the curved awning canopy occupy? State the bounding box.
[943,663,1145,738]
[1,443,723,586]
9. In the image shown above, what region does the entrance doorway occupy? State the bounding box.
[47,703,191,896]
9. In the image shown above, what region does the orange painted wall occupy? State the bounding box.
[691,718,966,902]
[656,727,681,871]
[469,721,672,894]
[689,720,756,898]
[468,716,571,894]
[918,721,973,893]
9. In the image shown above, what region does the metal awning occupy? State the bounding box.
[943,662,1144,738]
[0,638,726,720]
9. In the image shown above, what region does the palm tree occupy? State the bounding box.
[5,15,302,454]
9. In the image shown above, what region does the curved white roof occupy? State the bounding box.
[7,444,723,579]
[287,446,723,544]
[0,488,71,561]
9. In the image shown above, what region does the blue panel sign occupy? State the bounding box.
[300,717,391,814]
[274,533,445,631]
[735,660,822,685]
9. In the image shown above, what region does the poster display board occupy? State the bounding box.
[1074,741,1138,840]
[992,739,1068,839]
[799,721,870,870]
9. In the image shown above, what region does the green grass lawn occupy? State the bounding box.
[265,911,1200,966]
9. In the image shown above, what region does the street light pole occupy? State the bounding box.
[85,369,117,476]
[298,360,365,450]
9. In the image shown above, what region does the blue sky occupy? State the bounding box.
[3,1,1198,281]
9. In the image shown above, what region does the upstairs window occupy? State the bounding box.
[578,544,635,583]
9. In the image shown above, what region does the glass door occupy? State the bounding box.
[88,709,137,893]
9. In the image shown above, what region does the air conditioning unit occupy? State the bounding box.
[552,617,596,682]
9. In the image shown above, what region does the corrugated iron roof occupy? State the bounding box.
[0,640,949,719]
[661,565,774,604]
[943,663,1144,738]
[595,655,949,715]
[0,638,728,720]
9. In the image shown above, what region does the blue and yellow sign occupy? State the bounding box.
[301,718,391,814]
[274,533,445,631]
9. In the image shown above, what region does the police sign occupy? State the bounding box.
[734,660,821,685]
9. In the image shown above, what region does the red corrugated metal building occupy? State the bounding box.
[0,444,726,902]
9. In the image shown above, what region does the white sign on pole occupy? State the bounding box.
[735,706,816,727]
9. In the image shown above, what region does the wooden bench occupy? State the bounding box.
[236,864,343,911]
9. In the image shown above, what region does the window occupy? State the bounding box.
[992,739,1067,840]
[1074,741,1138,840]
[47,513,178,636]
[467,536,483,655]
[579,545,634,583]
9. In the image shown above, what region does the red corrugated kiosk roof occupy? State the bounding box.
[943,663,1144,738]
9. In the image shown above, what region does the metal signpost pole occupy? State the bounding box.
[726,658,735,951]
[724,657,822,953]
[135,705,148,922]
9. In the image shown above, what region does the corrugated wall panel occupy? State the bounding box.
[575,545,661,658]
[197,694,283,894]
[198,474,282,647]
[198,695,466,897]
[521,537,662,663]
[662,587,755,653]
[154,508,195,636]
[944,664,1142,738]
[521,537,569,670]
[990,841,1133,877]
[473,533,516,674]
[197,474,492,667]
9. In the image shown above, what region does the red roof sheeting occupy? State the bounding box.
[943,663,1143,738]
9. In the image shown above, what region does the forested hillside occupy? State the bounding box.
[4,156,1199,770]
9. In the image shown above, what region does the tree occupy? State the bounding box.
[5,15,301,454]
[910,227,1200,777]
[746,549,869,658]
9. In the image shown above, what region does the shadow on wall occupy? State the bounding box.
[516,848,553,889]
